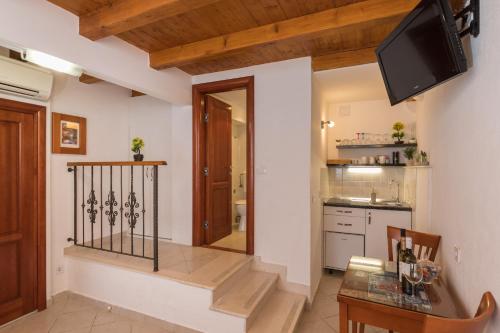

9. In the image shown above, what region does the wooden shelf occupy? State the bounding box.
[67,161,167,167]
[336,143,417,149]
[327,163,406,167]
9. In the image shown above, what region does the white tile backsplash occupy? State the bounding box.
[328,167,406,201]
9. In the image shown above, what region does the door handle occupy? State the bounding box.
[344,223,352,226]
[344,210,352,214]
[337,223,344,226]
[336,210,343,213]
[368,215,372,224]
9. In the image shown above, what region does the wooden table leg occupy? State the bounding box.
[339,302,349,333]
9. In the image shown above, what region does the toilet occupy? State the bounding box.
[235,199,247,232]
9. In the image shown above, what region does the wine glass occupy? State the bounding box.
[419,258,441,284]
[403,263,424,296]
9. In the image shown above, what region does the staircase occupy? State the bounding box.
[65,244,306,333]
[210,257,307,333]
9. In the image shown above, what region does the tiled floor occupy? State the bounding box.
[211,225,246,252]
[297,271,385,333]
[0,292,199,333]
[66,235,252,289]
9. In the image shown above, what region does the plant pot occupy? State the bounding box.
[407,160,415,166]
[395,140,404,144]
[133,153,144,161]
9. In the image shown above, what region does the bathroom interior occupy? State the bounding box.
[210,89,247,252]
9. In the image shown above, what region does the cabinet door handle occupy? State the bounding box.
[337,223,344,226]
[336,210,344,213]
[341,238,348,241]
[344,223,352,226]
[368,215,372,224]
[344,210,352,214]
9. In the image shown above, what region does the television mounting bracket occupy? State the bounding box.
[454,0,480,38]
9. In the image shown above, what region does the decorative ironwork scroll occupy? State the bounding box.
[105,191,118,226]
[125,191,140,229]
[86,190,98,224]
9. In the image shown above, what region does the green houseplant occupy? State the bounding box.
[392,122,405,144]
[131,137,145,161]
[403,146,417,165]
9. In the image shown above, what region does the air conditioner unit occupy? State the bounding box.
[0,55,53,101]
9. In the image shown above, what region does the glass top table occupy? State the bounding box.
[337,257,465,333]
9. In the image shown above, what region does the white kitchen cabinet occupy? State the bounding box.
[324,232,364,270]
[365,209,412,260]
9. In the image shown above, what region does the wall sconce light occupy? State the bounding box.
[321,120,335,129]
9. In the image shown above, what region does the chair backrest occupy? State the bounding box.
[387,226,441,261]
[422,292,496,333]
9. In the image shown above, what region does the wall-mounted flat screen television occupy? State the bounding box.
[376,0,468,105]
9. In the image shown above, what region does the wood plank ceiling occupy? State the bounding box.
[47,0,463,75]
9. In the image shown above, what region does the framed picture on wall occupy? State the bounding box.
[52,112,87,154]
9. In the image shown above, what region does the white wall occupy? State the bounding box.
[0,0,191,105]
[327,99,417,159]
[310,76,328,300]
[0,73,174,298]
[191,58,313,287]
[416,1,500,330]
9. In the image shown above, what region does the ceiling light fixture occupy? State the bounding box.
[321,120,335,129]
[22,49,83,77]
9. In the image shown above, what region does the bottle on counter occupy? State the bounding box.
[397,228,406,282]
[392,151,400,165]
[370,188,377,204]
[400,236,417,296]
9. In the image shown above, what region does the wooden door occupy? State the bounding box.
[0,107,38,325]
[205,96,232,244]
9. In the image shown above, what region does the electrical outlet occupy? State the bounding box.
[453,245,462,264]
[56,265,65,274]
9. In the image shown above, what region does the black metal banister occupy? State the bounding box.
[67,161,167,272]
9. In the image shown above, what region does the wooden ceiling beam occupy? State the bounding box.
[131,90,145,97]
[79,74,103,84]
[312,47,378,71]
[80,0,223,41]
[149,0,419,70]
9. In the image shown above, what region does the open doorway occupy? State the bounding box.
[192,77,254,254]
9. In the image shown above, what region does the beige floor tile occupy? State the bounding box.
[65,235,251,291]
[91,321,132,333]
[131,321,172,333]
[211,226,246,252]
[323,314,340,331]
[50,309,97,333]
[297,319,337,333]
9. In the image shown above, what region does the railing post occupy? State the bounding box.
[153,165,159,272]
[72,166,77,245]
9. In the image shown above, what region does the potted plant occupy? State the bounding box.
[392,122,405,144]
[403,146,417,165]
[419,150,429,165]
[131,137,145,161]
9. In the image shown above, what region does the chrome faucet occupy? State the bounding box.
[389,179,401,203]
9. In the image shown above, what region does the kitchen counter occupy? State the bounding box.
[324,198,412,212]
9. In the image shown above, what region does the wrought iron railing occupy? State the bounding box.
[66,161,167,271]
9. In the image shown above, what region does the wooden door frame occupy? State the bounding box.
[192,76,254,255]
[0,98,46,311]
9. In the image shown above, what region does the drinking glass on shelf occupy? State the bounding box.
[384,133,392,144]
[403,263,424,296]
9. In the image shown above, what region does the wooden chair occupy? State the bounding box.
[387,226,442,262]
[358,227,442,333]
[422,292,496,333]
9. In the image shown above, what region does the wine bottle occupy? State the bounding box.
[397,229,407,282]
[401,237,416,296]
